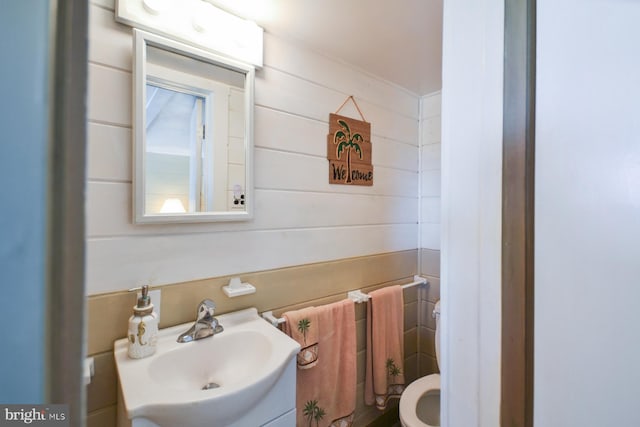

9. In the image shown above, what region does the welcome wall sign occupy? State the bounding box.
[327,97,373,186]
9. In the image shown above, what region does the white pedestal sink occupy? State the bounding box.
[114,307,300,427]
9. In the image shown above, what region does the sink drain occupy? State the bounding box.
[202,382,220,390]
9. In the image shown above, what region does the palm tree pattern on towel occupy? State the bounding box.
[297,317,319,368]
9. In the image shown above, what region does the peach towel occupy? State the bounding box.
[283,300,357,427]
[283,306,319,369]
[365,285,405,410]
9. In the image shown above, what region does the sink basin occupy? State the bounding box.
[147,329,271,391]
[114,307,300,427]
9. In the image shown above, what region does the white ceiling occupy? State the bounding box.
[208,0,443,96]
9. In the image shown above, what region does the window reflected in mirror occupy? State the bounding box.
[145,85,205,214]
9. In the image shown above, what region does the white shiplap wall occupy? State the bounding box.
[420,92,442,250]
[86,2,421,295]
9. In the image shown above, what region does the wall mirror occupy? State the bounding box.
[133,29,254,223]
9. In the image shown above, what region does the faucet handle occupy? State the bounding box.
[196,299,216,321]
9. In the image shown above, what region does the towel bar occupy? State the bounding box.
[261,311,286,327]
[260,276,428,327]
[401,275,428,289]
[347,275,428,302]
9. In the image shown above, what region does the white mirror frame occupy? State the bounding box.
[133,29,254,224]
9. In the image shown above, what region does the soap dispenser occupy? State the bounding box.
[127,285,158,359]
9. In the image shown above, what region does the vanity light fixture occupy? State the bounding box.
[142,0,169,15]
[116,0,264,67]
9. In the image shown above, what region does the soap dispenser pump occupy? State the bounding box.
[127,285,158,359]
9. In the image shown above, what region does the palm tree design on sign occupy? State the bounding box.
[297,318,311,345]
[303,400,326,427]
[333,119,364,184]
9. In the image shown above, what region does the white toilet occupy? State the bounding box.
[399,300,441,427]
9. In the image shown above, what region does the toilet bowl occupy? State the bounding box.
[399,301,441,427]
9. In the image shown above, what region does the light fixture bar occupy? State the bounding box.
[116,0,263,67]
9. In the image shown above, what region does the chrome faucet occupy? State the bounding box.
[177,299,224,343]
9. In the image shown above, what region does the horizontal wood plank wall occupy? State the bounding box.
[420,92,442,252]
[86,0,420,295]
[86,251,422,427]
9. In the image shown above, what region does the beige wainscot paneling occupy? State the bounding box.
[86,251,420,425]
[86,406,116,427]
[420,248,441,278]
[87,352,118,413]
[416,258,441,379]
[419,353,440,378]
[422,275,440,305]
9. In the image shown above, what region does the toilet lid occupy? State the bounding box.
[399,374,440,427]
